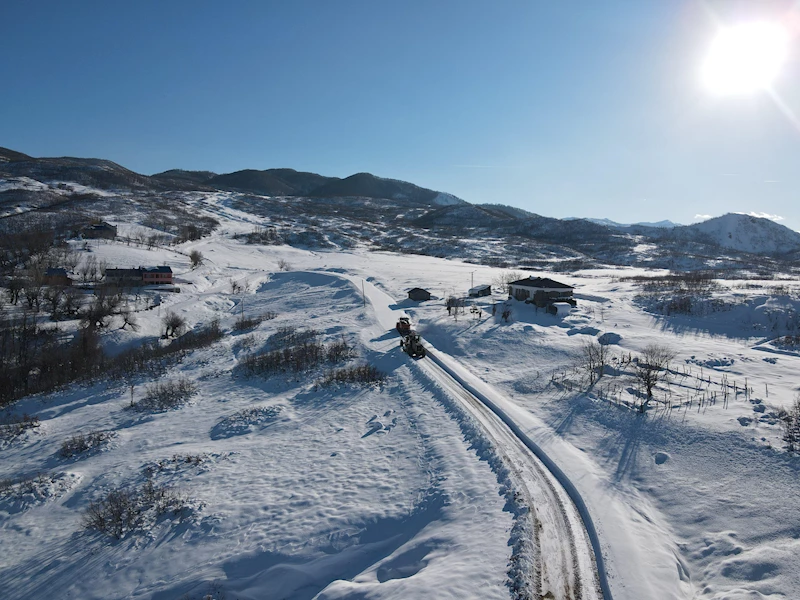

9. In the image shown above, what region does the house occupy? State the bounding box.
[407,287,431,302]
[44,267,72,287]
[468,284,492,298]
[142,266,173,285]
[508,276,575,307]
[105,268,143,286]
[83,222,117,240]
[104,266,173,286]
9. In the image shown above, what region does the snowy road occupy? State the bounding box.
[343,274,609,600]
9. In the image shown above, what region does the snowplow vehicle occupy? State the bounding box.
[400,331,426,358]
[396,317,412,335]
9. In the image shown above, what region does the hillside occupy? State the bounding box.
[309,172,466,206]
[1,146,798,274]
[207,168,336,196]
[685,213,800,255]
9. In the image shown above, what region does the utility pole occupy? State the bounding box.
[470,270,475,289]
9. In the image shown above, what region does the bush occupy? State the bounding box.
[83,480,191,539]
[318,364,386,387]
[59,430,114,458]
[267,326,320,349]
[240,332,354,377]
[0,414,40,442]
[782,395,800,452]
[132,378,198,411]
[233,311,277,331]
[189,250,203,269]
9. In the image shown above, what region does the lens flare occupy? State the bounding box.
[702,22,789,95]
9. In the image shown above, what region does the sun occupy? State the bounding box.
[702,22,789,95]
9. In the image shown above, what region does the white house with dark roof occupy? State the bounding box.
[508,276,575,307]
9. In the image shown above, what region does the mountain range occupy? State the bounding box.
[2,146,799,272]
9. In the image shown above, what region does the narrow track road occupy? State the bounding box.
[339,273,611,600]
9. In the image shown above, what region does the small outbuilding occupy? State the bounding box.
[407,287,431,302]
[83,222,117,240]
[44,267,72,287]
[547,302,574,317]
[468,284,492,298]
[508,276,575,308]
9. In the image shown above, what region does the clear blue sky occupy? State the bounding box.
[2,1,799,229]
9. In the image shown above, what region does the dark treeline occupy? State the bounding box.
[0,315,223,408]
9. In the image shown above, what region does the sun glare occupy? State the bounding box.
[702,22,789,95]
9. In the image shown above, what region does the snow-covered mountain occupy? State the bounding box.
[686,213,800,255]
[2,146,799,271]
[566,217,681,229]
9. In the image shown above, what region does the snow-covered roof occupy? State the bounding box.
[509,276,573,290]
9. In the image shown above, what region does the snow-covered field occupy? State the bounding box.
[2,194,800,599]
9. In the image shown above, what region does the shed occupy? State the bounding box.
[508,276,575,307]
[547,302,574,317]
[407,287,431,302]
[45,267,72,287]
[468,284,492,298]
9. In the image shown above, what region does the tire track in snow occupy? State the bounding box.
[417,352,601,600]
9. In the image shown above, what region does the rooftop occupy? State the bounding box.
[509,277,573,290]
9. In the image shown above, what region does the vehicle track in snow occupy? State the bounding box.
[416,349,603,600]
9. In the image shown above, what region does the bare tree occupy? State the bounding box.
[634,343,676,411]
[277,259,291,272]
[492,270,527,295]
[80,287,122,330]
[78,255,98,283]
[61,287,82,317]
[580,339,610,386]
[119,306,139,331]
[22,270,44,312]
[43,285,66,320]
[189,250,204,269]
[162,311,186,338]
[782,394,800,453]
[6,277,24,305]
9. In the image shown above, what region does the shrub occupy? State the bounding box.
[240,333,354,377]
[132,378,198,411]
[189,250,203,269]
[59,430,114,458]
[82,480,191,539]
[782,395,800,453]
[267,325,319,349]
[233,311,277,331]
[0,414,40,442]
[318,364,386,387]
